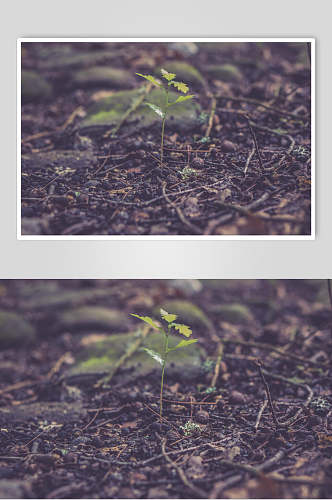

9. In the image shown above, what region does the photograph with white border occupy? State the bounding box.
[18,38,315,240]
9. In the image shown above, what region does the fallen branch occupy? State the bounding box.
[161,180,202,235]
[255,359,279,428]
[161,437,207,498]
[222,337,327,368]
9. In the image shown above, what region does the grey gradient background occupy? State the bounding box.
[1,0,328,278]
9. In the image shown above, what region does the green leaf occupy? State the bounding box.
[171,81,189,93]
[173,323,192,337]
[142,347,163,365]
[160,308,177,323]
[130,314,161,330]
[161,68,176,81]
[169,338,198,351]
[174,94,195,104]
[136,73,161,87]
[145,102,164,118]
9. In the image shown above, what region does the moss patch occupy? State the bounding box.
[206,64,243,82]
[78,87,202,135]
[209,303,254,324]
[69,332,206,382]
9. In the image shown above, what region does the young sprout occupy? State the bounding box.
[131,309,197,423]
[136,69,194,166]
[180,420,201,436]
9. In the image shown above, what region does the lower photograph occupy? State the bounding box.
[0,279,331,499]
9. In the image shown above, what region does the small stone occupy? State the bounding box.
[0,479,30,499]
[196,410,209,424]
[0,311,36,349]
[209,303,254,324]
[150,224,169,235]
[156,61,205,87]
[21,70,53,103]
[229,390,246,405]
[71,66,134,89]
[153,300,213,331]
[192,157,205,168]
[207,64,243,82]
[84,180,100,188]
[57,306,129,333]
[148,487,168,499]
[221,140,237,153]
[169,279,202,296]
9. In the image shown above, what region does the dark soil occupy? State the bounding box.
[0,279,331,498]
[21,42,312,236]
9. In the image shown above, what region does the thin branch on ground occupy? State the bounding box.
[205,94,217,138]
[255,396,268,431]
[161,437,207,498]
[222,337,327,368]
[161,181,202,234]
[255,359,279,428]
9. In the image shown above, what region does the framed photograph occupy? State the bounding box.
[18,38,315,239]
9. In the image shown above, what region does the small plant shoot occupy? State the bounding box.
[136,69,194,166]
[131,309,197,422]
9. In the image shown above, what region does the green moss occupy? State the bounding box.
[209,303,254,324]
[79,87,201,134]
[69,332,206,382]
[206,64,243,82]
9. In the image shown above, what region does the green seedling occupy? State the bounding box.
[131,309,197,422]
[180,420,201,436]
[180,166,197,180]
[136,69,194,166]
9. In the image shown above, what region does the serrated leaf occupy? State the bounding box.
[136,73,161,87]
[169,338,198,351]
[145,102,164,118]
[160,308,177,323]
[142,347,163,365]
[130,314,161,330]
[173,323,192,337]
[174,94,195,104]
[161,68,176,81]
[171,81,189,93]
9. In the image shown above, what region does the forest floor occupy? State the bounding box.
[0,279,331,498]
[21,41,311,236]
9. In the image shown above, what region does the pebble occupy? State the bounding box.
[196,410,209,424]
[221,140,237,152]
[229,390,246,405]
